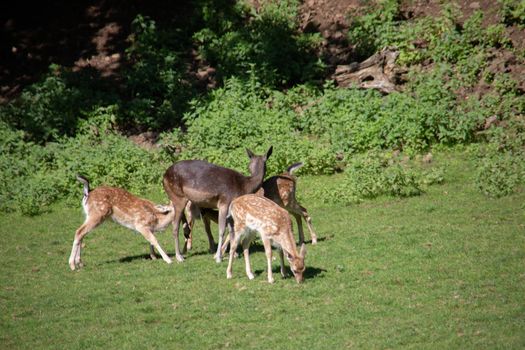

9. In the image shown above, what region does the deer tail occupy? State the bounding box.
[76,175,90,203]
[286,162,304,175]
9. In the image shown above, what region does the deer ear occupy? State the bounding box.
[266,146,273,159]
[154,204,172,214]
[246,148,255,158]
[299,243,306,258]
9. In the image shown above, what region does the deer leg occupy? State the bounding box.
[172,201,188,263]
[262,238,274,284]
[226,228,240,279]
[203,215,217,254]
[69,218,101,270]
[292,212,305,245]
[138,227,172,264]
[149,244,157,260]
[279,249,289,278]
[300,205,318,244]
[182,214,192,254]
[290,203,317,244]
[242,237,255,280]
[214,204,229,263]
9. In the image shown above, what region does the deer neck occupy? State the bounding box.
[156,210,175,231]
[281,237,298,259]
[244,169,265,194]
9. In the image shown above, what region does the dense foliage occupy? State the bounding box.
[0,0,524,214]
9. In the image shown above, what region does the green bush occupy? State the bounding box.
[52,134,167,198]
[0,67,83,142]
[193,0,324,87]
[299,71,480,154]
[475,117,525,197]
[499,0,525,27]
[476,150,523,197]
[0,119,170,215]
[0,122,59,215]
[123,15,194,130]
[177,77,336,175]
[346,0,401,60]
[308,151,444,205]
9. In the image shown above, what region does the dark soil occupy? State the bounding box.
[1,0,524,103]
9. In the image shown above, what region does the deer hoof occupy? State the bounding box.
[176,255,185,263]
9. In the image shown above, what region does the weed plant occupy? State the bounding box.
[1,0,524,214]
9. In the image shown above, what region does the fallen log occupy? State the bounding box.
[333,46,404,94]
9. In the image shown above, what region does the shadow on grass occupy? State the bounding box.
[110,238,326,266]
[113,254,159,264]
[253,265,327,281]
[111,249,214,264]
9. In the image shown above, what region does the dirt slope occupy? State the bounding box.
[1,1,523,103]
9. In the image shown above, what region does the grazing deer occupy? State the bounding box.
[68,176,174,270]
[182,162,318,254]
[262,162,317,245]
[226,194,306,283]
[163,146,272,263]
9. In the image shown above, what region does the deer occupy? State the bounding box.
[162,146,273,263]
[68,175,174,270]
[226,194,306,283]
[261,162,317,245]
[182,162,317,254]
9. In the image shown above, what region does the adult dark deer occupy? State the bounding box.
[163,146,273,263]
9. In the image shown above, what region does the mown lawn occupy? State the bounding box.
[1,151,524,349]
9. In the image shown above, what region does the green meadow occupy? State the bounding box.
[1,151,523,349]
[2,1,525,348]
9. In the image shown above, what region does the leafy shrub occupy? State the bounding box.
[123,15,193,130]
[299,71,481,154]
[346,0,401,60]
[193,0,324,87]
[476,151,523,197]
[0,122,59,215]
[475,117,525,197]
[345,152,424,198]
[0,62,122,144]
[0,67,83,142]
[308,151,444,205]
[177,77,336,175]
[52,134,167,198]
[0,118,170,215]
[499,0,525,27]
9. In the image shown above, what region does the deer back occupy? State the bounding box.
[262,174,296,208]
[230,194,295,248]
[86,186,170,231]
[163,147,272,207]
[164,160,251,205]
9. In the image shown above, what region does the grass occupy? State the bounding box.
[1,150,524,349]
